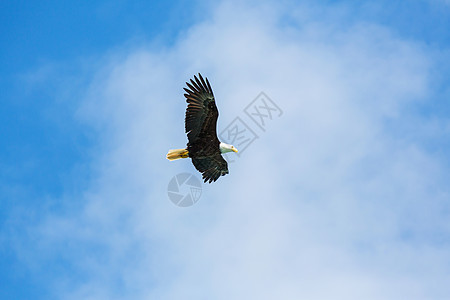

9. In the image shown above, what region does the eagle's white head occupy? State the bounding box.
[219,142,238,154]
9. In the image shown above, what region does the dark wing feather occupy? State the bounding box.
[183,73,218,142]
[192,155,229,183]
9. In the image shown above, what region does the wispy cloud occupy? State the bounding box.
[11,1,450,299]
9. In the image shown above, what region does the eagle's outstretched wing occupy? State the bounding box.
[192,155,229,183]
[183,73,218,142]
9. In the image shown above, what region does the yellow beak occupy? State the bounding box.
[232,147,238,153]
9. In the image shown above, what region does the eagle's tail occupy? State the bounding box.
[166,148,189,161]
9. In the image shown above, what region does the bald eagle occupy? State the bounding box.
[166,74,238,183]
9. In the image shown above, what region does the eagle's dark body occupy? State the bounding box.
[183,74,228,183]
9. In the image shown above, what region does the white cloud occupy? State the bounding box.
[21,1,450,299]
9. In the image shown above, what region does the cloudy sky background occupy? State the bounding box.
[1,0,450,299]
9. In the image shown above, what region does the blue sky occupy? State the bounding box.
[1,0,450,299]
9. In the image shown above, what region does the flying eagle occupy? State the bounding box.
[166,73,238,183]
